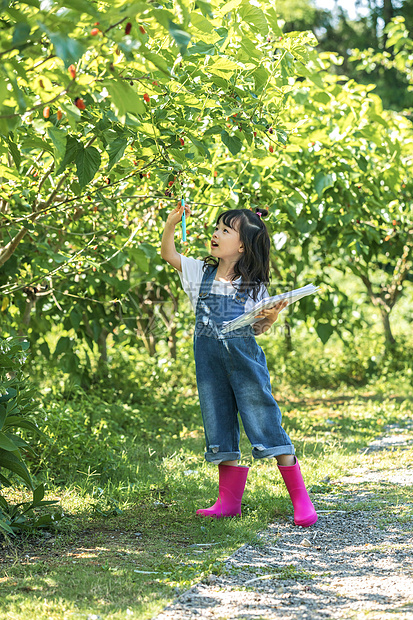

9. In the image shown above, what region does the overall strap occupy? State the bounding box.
[198,264,217,299]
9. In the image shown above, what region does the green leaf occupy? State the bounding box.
[314,172,336,197]
[219,0,242,15]
[130,248,149,272]
[0,404,6,432]
[168,20,191,53]
[47,126,67,164]
[69,306,82,331]
[142,52,171,76]
[108,251,128,270]
[0,450,33,489]
[221,130,242,156]
[8,139,21,169]
[32,484,45,505]
[187,41,216,55]
[0,518,14,536]
[107,138,128,171]
[357,156,368,172]
[239,0,268,34]
[295,215,317,234]
[104,81,146,121]
[208,57,240,77]
[316,322,334,344]
[38,25,86,67]
[76,146,101,187]
[60,101,81,129]
[57,0,99,17]
[187,132,210,158]
[56,136,81,175]
[0,431,19,451]
[55,336,72,356]
[12,22,31,47]
[253,66,269,90]
[5,417,46,439]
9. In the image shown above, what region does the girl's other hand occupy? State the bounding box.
[254,299,288,321]
[253,299,288,335]
[166,201,191,227]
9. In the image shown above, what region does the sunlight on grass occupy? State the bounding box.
[1,380,412,620]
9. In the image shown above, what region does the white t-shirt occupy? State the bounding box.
[178,255,269,313]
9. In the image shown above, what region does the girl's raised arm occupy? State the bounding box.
[160,202,190,271]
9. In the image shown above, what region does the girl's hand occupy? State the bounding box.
[166,202,191,227]
[253,299,288,335]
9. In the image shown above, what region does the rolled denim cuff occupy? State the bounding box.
[204,450,241,464]
[252,444,295,460]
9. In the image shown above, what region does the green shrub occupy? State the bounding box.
[0,337,61,536]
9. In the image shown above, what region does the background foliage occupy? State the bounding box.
[0,0,412,535]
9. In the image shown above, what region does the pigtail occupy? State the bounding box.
[254,207,269,219]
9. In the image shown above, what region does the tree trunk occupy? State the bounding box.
[382,0,394,48]
[97,327,109,369]
[168,324,177,360]
[284,318,293,352]
[383,0,393,26]
[379,307,396,349]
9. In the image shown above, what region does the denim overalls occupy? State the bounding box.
[194,265,295,464]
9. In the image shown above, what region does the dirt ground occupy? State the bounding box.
[153,423,413,620]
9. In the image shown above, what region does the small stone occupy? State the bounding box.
[300,538,312,547]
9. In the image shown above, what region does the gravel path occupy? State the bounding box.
[153,424,413,620]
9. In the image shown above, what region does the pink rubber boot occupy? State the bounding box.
[278,459,318,527]
[196,464,249,518]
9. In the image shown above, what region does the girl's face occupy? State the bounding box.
[210,219,244,262]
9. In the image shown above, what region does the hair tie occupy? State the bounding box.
[256,211,262,218]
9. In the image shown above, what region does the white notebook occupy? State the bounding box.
[221,284,320,334]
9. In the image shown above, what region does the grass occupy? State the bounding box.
[1,376,412,620]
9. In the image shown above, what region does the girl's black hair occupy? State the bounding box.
[204,208,270,301]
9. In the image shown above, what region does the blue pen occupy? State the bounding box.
[181,198,187,242]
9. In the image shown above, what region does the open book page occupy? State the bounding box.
[221,284,320,334]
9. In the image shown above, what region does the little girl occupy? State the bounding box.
[160,204,317,527]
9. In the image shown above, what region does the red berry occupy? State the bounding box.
[392,219,397,226]
[74,97,86,110]
[68,64,76,79]
[168,181,174,187]
[253,131,257,137]
[125,22,132,35]
[91,27,100,36]
[139,25,146,34]
[57,109,63,120]
[213,171,218,177]
[180,137,185,146]
[269,146,274,153]
[43,106,50,118]
[143,93,150,103]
